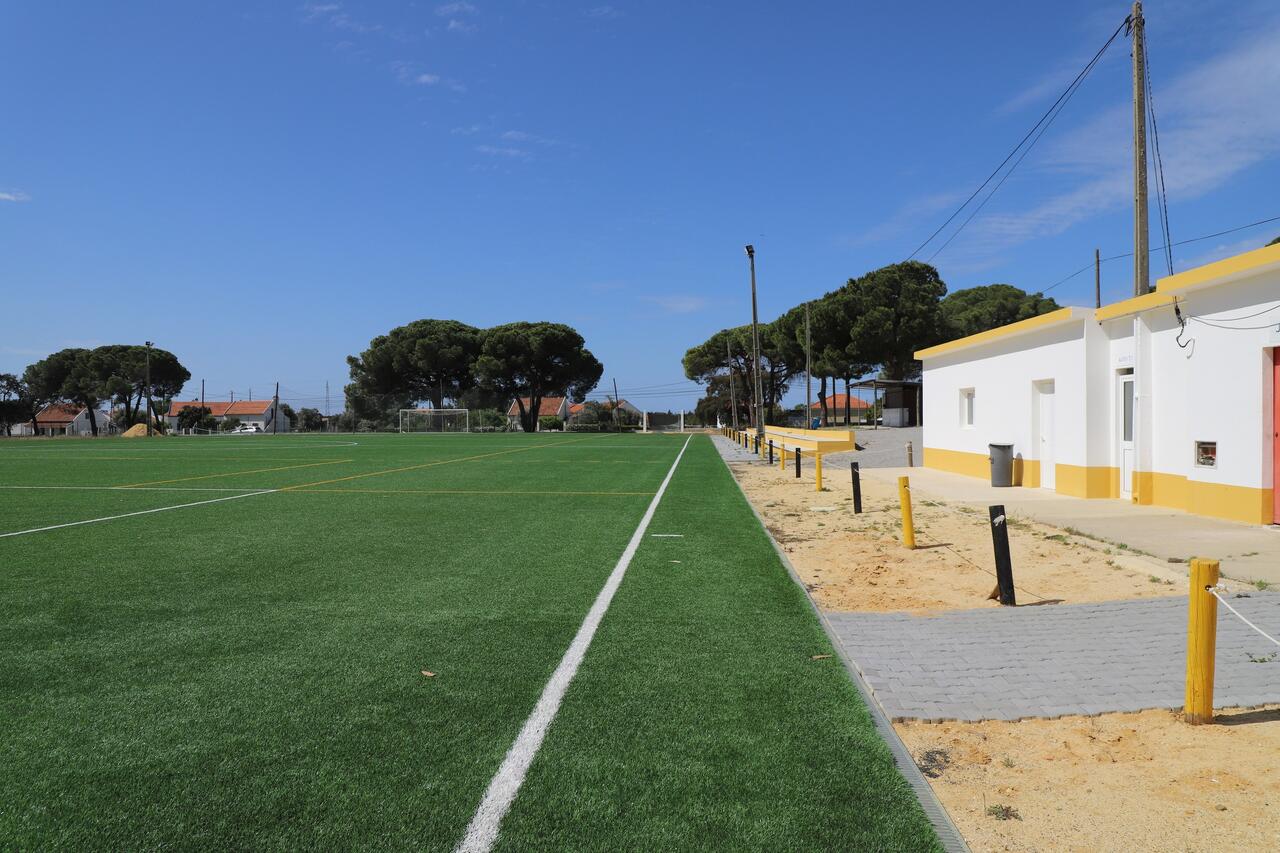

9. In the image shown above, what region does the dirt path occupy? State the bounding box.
[728,459,1226,613]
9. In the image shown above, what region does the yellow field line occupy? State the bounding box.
[284,487,655,497]
[279,438,593,491]
[118,458,353,488]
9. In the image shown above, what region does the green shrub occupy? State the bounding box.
[539,416,564,432]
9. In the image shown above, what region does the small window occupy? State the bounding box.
[960,388,975,428]
[1195,441,1216,468]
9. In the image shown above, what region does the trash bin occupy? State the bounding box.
[989,443,1014,487]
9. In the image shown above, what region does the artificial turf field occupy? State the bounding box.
[0,432,939,850]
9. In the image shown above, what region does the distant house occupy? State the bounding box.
[165,400,290,433]
[14,403,108,437]
[567,399,642,425]
[809,393,871,425]
[506,397,569,430]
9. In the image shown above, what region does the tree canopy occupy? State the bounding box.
[20,345,190,435]
[473,322,603,432]
[346,319,481,409]
[683,259,1067,417]
[940,283,1060,340]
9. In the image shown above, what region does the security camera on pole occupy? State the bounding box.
[745,244,764,444]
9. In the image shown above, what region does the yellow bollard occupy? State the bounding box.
[1185,558,1220,725]
[779,443,787,470]
[814,451,823,491]
[898,475,915,550]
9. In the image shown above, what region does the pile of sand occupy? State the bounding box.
[121,423,157,438]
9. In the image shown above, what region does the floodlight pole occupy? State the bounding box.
[144,341,153,437]
[1131,0,1149,296]
[745,244,764,440]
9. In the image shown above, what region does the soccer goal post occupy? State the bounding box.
[399,408,470,433]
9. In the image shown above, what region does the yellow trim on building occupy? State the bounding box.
[913,307,1083,360]
[1136,471,1272,525]
[1096,242,1280,321]
[1056,464,1120,499]
[922,447,989,479]
[1155,241,1280,293]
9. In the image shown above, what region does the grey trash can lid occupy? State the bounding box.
[988,442,1013,449]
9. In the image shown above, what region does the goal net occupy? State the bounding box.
[399,408,470,433]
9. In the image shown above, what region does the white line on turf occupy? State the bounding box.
[0,485,274,493]
[455,434,693,853]
[0,490,276,539]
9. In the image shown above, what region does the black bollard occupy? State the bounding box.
[851,462,862,514]
[988,505,1016,606]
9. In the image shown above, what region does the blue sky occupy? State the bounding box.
[3,1,1278,414]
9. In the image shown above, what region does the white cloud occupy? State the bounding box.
[476,144,531,160]
[391,60,465,91]
[436,2,477,16]
[586,5,621,19]
[892,14,1280,267]
[501,129,557,146]
[446,18,476,33]
[299,2,382,34]
[0,190,30,203]
[451,124,483,135]
[648,295,708,315]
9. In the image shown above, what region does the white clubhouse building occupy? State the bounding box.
[917,243,1280,526]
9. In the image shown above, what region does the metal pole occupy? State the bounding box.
[273,381,279,435]
[325,381,330,417]
[1095,248,1102,308]
[989,505,1016,606]
[144,341,153,437]
[1132,0,1149,296]
[745,244,764,439]
[200,379,205,408]
[612,378,621,433]
[727,339,739,432]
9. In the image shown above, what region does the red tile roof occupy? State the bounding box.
[506,397,566,417]
[809,393,870,410]
[569,402,585,415]
[35,403,85,425]
[167,400,273,417]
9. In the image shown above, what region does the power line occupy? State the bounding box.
[1038,213,1280,295]
[1143,27,1174,277]
[907,15,1131,261]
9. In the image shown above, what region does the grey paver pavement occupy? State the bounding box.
[827,595,1280,722]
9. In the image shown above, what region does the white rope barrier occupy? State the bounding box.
[1209,585,1280,648]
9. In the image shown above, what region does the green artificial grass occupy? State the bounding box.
[0,433,936,849]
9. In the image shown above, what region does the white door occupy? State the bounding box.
[1119,376,1135,498]
[1037,382,1056,490]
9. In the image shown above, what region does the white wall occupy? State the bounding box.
[921,319,1089,468]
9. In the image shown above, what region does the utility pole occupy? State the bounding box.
[727,338,739,431]
[612,377,621,433]
[1095,248,1102,308]
[745,244,764,439]
[805,302,812,426]
[144,341,153,437]
[1131,0,1149,296]
[273,381,279,435]
[325,381,330,418]
[200,379,205,408]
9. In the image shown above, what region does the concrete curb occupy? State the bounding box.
[711,436,970,853]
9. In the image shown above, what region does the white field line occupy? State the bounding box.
[0,485,273,493]
[0,490,276,539]
[455,435,693,853]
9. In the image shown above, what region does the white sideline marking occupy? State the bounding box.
[650,533,683,537]
[455,435,693,853]
[0,485,273,493]
[0,490,276,539]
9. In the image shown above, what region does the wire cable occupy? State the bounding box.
[1143,28,1175,277]
[907,15,1131,261]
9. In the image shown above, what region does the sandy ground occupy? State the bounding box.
[725,455,1277,851]
[727,459,1244,613]
[898,706,1280,852]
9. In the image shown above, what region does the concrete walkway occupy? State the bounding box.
[828,594,1280,722]
[863,466,1280,585]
